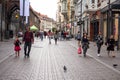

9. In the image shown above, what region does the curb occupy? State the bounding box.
[0,53,14,64]
[70,43,120,75]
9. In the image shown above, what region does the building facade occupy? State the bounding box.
[73,0,120,49]
[57,0,75,35]
[0,0,41,41]
[39,14,57,32]
[29,8,41,30]
[100,0,120,49]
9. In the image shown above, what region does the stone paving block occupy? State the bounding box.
[0,39,120,80]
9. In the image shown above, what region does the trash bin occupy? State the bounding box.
[5,30,9,39]
[9,30,13,38]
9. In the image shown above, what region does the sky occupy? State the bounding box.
[29,0,58,20]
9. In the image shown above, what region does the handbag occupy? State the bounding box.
[78,47,82,54]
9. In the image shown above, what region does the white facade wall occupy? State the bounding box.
[100,0,116,9]
[82,0,98,36]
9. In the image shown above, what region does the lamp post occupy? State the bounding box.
[0,4,2,41]
[70,6,73,36]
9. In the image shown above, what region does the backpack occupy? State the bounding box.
[96,35,103,45]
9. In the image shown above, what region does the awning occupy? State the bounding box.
[30,25,38,31]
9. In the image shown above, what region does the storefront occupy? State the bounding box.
[0,0,5,41]
[101,1,120,49]
[89,11,101,41]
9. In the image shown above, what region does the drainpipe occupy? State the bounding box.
[79,0,83,37]
[107,0,111,38]
[118,14,120,50]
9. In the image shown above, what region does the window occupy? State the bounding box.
[92,0,95,3]
[97,0,101,7]
[98,0,100,3]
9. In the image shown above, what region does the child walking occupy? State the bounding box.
[14,35,21,57]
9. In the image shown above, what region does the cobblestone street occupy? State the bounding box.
[0,38,120,80]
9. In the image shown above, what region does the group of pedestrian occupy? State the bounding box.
[14,26,116,58]
[60,31,70,40]
[95,32,116,57]
[47,30,59,45]
[14,26,34,58]
[77,31,116,58]
[35,30,45,41]
[14,26,60,58]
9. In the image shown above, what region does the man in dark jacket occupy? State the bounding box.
[22,27,34,57]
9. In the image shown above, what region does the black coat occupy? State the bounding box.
[106,38,115,51]
[82,37,89,49]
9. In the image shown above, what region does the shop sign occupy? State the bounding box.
[112,9,120,12]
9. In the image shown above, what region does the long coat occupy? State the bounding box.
[106,38,115,51]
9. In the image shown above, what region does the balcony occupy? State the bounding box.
[61,8,67,15]
[97,2,101,7]
[71,6,75,12]
[61,0,66,2]
[73,0,79,4]
[61,2,67,15]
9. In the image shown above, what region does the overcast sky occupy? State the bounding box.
[29,0,58,20]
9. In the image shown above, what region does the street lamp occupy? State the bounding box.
[15,14,19,19]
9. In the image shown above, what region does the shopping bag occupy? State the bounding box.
[78,47,82,54]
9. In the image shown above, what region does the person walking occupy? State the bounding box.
[54,31,58,44]
[44,31,47,38]
[76,31,81,46]
[81,34,89,57]
[22,27,34,57]
[106,35,116,57]
[14,35,21,57]
[48,30,52,44]
[40,30,44,41]
[95,32,104,57]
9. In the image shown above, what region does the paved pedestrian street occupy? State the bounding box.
[0,39,120,80]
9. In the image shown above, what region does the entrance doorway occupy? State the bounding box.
[90,21,99,41]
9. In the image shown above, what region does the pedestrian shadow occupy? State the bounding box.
[32,45,43,48]
[81,55,93,59]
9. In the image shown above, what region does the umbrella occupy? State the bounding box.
[30,25,38,31]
